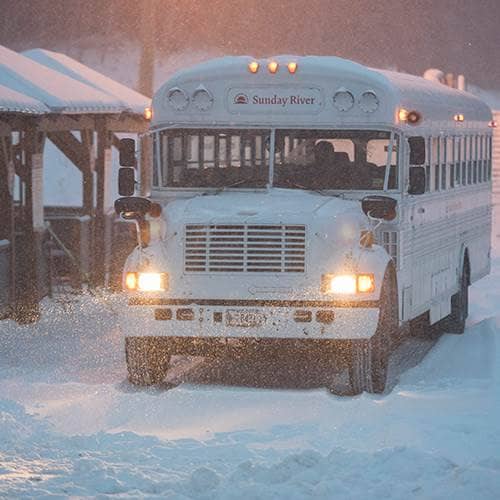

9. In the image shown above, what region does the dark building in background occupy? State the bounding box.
[0,0,499,89]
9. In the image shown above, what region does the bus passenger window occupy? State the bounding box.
[488,136,493,180]
[454,136,461,186]
[461,136,467,185]
[478,136,483,183]
[440,137,447,190]
[467,136,473,184]
[432,137,439,191]
[447,137,454,188]
[425,137,431,192]
[472,135,478,184]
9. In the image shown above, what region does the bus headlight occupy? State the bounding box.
[125,272,168,292]
[322,273,375,294]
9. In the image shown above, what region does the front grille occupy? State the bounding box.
[184,224,306,273]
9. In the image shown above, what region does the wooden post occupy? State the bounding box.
[0,130,14,317]
[81,129,95,215]
[92,118,112,287]
[14,123,45,323]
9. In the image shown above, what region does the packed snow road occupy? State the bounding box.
[1,256,500,498]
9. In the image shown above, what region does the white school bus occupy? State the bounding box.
[116,56,493,394]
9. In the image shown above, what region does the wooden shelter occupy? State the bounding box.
[0,44,149,321]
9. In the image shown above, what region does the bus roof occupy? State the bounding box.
[152,55,492,131]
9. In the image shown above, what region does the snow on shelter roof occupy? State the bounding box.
[0,83,49,114]
[22,49,149,115]
[0,44,132,115]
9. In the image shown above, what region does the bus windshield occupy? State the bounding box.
[156,129,270,188]
[273,130,399,191]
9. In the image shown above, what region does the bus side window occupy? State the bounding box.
[448,137,454,188]
[433,137,439,191]
[440,136,447,190]
[454,136,461,187]
[472,135,478,184]
[489,135,493,181]
[467,136,473,184]
[461,135,467,185]
[478,135,483,183]
[425,136,431,192]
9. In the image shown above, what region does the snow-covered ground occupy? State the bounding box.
[1,237,500,498]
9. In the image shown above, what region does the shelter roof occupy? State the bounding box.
[0,44,128,114]
[0,83,49,114]
[23,49,149,115]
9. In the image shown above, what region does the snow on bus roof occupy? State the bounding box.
[0,44,128,115]
[378,69,492,122]
[22,48,149,115]
[0,83,49,114]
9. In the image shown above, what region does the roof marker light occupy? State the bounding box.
[268,61,279,74]
[248,61,259,73]
[144,107,153,120]
[454,113,465,122]
[287,62,298,74]
[398,108,422,125]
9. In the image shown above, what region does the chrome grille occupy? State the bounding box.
[184,224,306,273]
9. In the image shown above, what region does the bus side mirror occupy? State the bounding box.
[119,138,136,167]
[114,196,151,219]
[408,137,425,165]
[361,195,397,221]
[118,167,136,196]
[408,166,426,195]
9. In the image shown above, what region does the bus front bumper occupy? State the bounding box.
[121,298,380,341]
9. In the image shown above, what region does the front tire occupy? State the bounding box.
[125,337,171,386]
[348,267,398,395]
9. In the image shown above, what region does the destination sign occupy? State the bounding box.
[227,86,323,114]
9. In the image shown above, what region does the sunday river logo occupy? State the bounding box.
[229,87,322,114]
[234,93,249,104]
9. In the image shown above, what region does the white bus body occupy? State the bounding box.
[118,56,492,393]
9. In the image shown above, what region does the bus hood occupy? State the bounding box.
[163,188,363,225]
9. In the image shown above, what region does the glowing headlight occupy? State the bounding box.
[125,272,168,292]
[329,274,357,294]
[322,273,375,294]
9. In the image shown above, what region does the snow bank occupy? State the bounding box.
[1,258,500,498]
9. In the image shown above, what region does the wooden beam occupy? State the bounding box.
[47,131,92,173]
[105,115,149,133]
[37,114,95,132]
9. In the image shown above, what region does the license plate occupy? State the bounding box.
[226,309,266,327]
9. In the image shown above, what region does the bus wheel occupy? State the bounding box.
[443,261,469,334]
[125,337,171,386]
[348,267,398,395]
